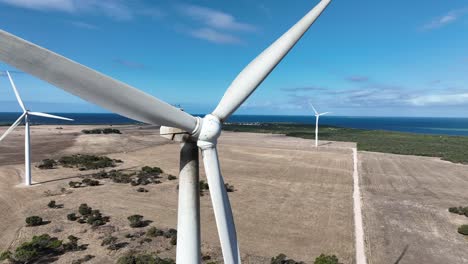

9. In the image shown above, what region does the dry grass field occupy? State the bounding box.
[360,152,468,264]
[0,125,356,263]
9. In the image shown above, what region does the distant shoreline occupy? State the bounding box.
[1,113,468,136]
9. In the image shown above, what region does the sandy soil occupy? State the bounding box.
[0,125,356,263]
[360,151,468,264]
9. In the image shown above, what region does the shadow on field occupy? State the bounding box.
[393,245,409,264]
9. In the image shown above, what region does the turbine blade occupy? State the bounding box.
[6,71,26,112]
[308,101,319,115]
[201,147,240,264]
[212,0,332,122]
[319,112,331,116]
[0,113,25,142]
[0,30,198,133]
[28,112,73,121]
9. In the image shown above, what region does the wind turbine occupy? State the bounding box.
[0,71,73,186]
[0,0,332,262]
[309,102,331,148]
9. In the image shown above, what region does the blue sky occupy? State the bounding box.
[0,0,467,117]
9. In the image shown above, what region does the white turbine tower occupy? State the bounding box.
[309,102,331,148]
[0,0,332,262]
[0,71,73,186]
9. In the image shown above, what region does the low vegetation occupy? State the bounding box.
[271,253,304,264]
[37,159,57,169]
[0,234,62,263]
[145,227,177,245]
[199,180,209,196]
[117,253,175,264]
[458,225,468,236]
[25,216,44,227]
[39,154,122,171]
[128,215,149,228]
[223,123,468,164]
[66,204,110,227]
[72,254,95,264]
[47,200,62,209]
[82,128,122,134]
[314,254,340,264]
[59,154,122,170]
[448,206,468,217]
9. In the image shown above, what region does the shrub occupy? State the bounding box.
[128,215,146,228]
[38,159,57,169]
[117,254,175,264]
[72,255,95,264]
[86,210,106,227]
[79,204,92,216]
[225,183,235,192]
[58,154,119,170]
[199,180,209,196]
[458,225,468,235]
[101,236,118,246]
[137,187,148,193]
[69,181,82,188]
[146,227,164,237]
[63,235,84,251]
[141,166,163,174]
[82,128,121,134]
[314,254,340,264]
[13,234,62,263]
[0,251,11,261]
[271,253,305,264]
[449,206,468,217]
[48,200,57,208]
[82,178,100,186]
[25,216,43,226]
[109,170,133,183]
[67,213,78,221]
[167,175,177,181]
[91,170,109,179]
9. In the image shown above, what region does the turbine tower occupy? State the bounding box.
[0,71,73,186]
[309,102,331,148]
[0,0,332,262]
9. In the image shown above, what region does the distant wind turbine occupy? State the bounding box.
[0,71,73,186]
[309,102,331,148]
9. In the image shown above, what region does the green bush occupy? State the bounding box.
[82,178,100,186]
[146,227,164,237]
[82,128,121,135]
[12,234,62,263]
[79,204,92,216]
[109,170,133,183]
[72,254,95,264]
[69,181,82,188]
[58,154,119,170]
[458,225,468,235]
[448,206,468,217]
[128,215,146,228]
[38,159,57,169]
[117,253,175,264]
[63,235,84,251]
[271,253,305,264]
[67,213,78,221]
[225,183,235,192]
[137,187,149,193]
[199,180,209,196]
[314,254,340,264]
[0,251,11,261]
[141,166,163,174]
[25,216,43,226]
[48,200,57,208]
[167,175,177,181]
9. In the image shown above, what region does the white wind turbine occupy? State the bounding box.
[308,102,331,148]
[0,0,332,262]
[0,71,74,186]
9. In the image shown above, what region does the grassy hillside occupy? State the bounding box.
[223,123,468,164]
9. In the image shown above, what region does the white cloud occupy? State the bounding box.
[422,8,467,30]
[179,4,256,32]
[0,0,133,20]
[408,93,468,106]
[188,28,242,44]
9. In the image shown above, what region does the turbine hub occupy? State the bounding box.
[197,114,222,149]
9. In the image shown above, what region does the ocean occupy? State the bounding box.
[1,112,468,136]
